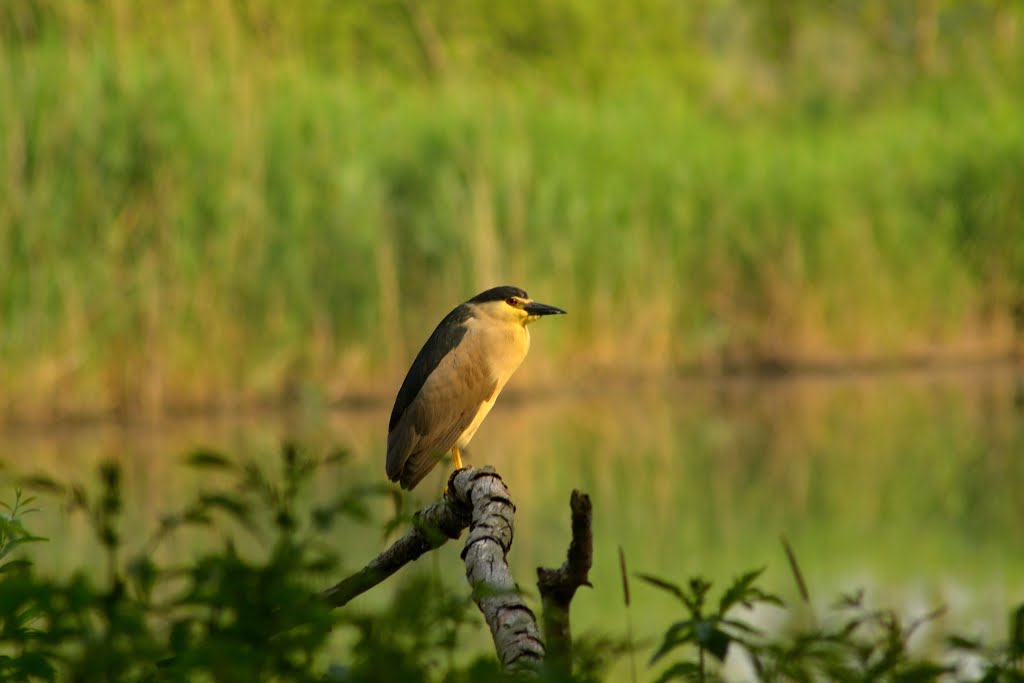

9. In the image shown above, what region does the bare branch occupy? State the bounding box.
[321,488,471,607]
[320,466,546,674]
[453,467,546,673]
[537,490,594,674]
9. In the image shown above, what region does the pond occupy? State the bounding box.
[3,364,1023,670]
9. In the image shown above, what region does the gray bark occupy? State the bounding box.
[320,466,546,674]
[320,486,472,607]
[537,490,594,674]
[451,467,546,673]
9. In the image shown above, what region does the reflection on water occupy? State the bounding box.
[3,366,1023,651]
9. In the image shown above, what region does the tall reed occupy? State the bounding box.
[2,3,1022,420]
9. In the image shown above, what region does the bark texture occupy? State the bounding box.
[321,466,546,674]
[321,486,471,607]
[453,467,546,673]
[536,490,594,673]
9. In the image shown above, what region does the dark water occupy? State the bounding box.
[3,365,1023,666]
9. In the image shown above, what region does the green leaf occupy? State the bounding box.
[893,662,955,682]
[3,535,48,549]
[69,485,88,510]
[636,573,687,603]
[718,567,766,613]
[653,661,702,683]
[946,634,982,651]
[833,590,864,609]
[17,475,66,495]
[688,577,712,607]
[198,493,251,521]
[127,555,158,600]
[755,589,785,607]
[0,516,26,535]
[184,449,234,469]
[0,559,33,573]
[1011,603,1024,656]
[836,615,864,640]
[322,448,351,465]
[650,620,696,664]
[182,509,212,526]
[721,618,762,636]
[694,620,731,661]
[5,651,55,678]
[169,618,193,653]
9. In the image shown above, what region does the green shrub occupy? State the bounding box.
[2,447,1023,681]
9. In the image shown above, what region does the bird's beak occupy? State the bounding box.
[523,301,566,316]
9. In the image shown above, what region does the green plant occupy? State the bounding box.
[752,589,954,682]
[0,488,51,680]
[637,569,783,682]
[0,445,380,682]
[947,605,1024,683]
[2,444,576,682]
[0,488,46,572]
[638,558,1024,683]
[3,450,1024,682]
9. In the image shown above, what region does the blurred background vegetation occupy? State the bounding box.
[3,5,1024,678]
[1,0,1023,422]
[3,442,1023,682]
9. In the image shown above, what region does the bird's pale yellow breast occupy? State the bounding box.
[464,315,531,388]
[455,317,531,447]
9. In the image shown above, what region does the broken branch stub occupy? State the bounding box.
[322,466,592,676]
[537,490,594,673]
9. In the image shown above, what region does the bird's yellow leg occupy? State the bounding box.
[443,446,465,496]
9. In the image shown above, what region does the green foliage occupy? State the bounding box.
[751,590,956,682]
[1,446,355,681]
[637,569,783,681]
[0,489,46,573]
[637,562,1024,683]
[340,576,494,683]
[2,447,1024,681]
[3,445,606,682]
[946,604,1024,683]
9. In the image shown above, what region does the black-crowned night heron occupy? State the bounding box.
[386,286,566,490]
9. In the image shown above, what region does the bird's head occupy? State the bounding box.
[467,286,566,327]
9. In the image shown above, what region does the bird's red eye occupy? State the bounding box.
[506,297,518,306]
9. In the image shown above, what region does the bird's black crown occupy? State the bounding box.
[467,286,527,304]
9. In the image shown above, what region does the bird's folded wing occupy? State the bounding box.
[387,343,498,489]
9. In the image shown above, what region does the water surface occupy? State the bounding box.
[3,365,1022,662]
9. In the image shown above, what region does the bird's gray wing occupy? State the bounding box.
[386,335,497,490]
[388,304,473,433]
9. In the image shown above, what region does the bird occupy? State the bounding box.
[386,286,566,490]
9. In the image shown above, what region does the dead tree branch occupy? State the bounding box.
[453,467,546,673]
[321,487,472,607]
[537,490,594,674]
[320,466,546,674]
